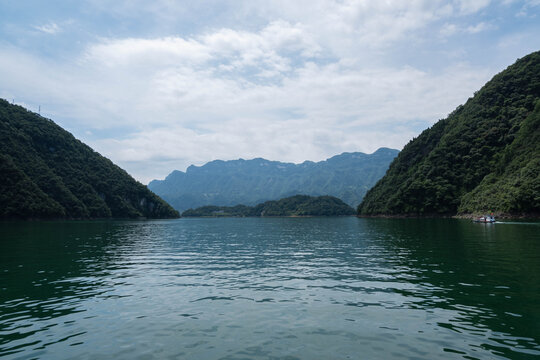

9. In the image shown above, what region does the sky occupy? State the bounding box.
[1,1,539,184]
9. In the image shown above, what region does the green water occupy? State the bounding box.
[0,218,539,359]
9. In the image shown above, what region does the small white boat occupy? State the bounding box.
[473,215,496,223]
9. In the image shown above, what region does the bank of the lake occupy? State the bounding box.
[1,217,539,359]
[358,213,540,220]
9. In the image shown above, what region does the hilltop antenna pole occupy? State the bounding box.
[39,105,41,115]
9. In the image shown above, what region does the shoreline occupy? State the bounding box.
[358,213,540,220]
[182,214,357,218]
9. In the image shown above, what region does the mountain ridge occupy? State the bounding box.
[149,147,399,212]
[0,99,179,220]
[359,50,540,217]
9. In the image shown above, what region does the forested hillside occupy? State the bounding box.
[458,101,539,214]
[359,51,540,217]
[0,99,179,219]
[182,195,356,217]
[149,148,398,212]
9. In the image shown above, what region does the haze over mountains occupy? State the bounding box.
[149,148,399,212]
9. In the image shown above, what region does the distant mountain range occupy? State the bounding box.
[0,99,179,220]
[359,50,540,217]
[149,148,399,212]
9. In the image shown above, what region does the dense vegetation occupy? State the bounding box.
[459,101,540,214]
[359,51,540,217]
[149,148,398,212]
[0,99,179,219]
[182,195,356,217]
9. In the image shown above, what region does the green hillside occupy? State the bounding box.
[182,195,356,217]
[0,99,179,219]
[459,102,540,214]
[359,51,540,217]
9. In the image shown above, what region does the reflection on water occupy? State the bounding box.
[0,218,539,359]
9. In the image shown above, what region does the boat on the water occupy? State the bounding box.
[473,215,496,223]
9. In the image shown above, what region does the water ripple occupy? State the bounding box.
[0,218,539,359]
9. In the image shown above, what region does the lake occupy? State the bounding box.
[0,217,539,359]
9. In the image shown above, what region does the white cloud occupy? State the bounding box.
[1,28,491,183]
[82,20,318,82]
[440,23,458,36]
[456,0,491,14]
[441,21,495,37]
[233,0,451,57]
[1,0,537,183]
[466,22,494,33]
[515,0,540,16]
[85,59,489,182]
[84,37,212,67]
[34,22,61,34]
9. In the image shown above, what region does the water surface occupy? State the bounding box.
[1,218,539,359]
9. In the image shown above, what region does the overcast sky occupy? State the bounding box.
[1,1,539,183]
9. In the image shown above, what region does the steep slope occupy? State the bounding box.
[0,99,179,219]
[182,195,356,217]
[149,148,398,212]
[359,51,540,216]
[458,101,540,214]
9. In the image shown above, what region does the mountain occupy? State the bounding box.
[359,51,540,217]
[182,195,356,217]
[458,101,540,214]
[0,99,179,220]
[149,148,399,212]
